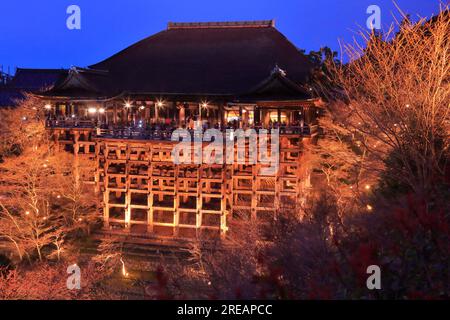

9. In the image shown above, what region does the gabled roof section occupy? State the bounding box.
[9,68,67,91]
[0,68,67,107]
[41,67,116,98]
[86,20,313,96]
[237,65,311,101]
[54,67,104,92]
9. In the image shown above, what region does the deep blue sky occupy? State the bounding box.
[0,0,441,73]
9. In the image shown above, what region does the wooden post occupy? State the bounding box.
[174,165,180,236]
[113,104,118,125]
[220,163,227,238]
[179,104,185,127]
[103,191,110,228]
[239,106,243,128]
[145,106,150,125]
[155,103,159,124]
[124,144,131,231]
[196,165,202,237]
[251,163,257,220]
[148,158,154,234]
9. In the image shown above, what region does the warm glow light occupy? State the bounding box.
[200,100,209,109]
[365,185,371,190]
[57,195,61,199]
[25,211,30,215]
[88,107,97,114]
[123,99,133,108]
[43,164,48,168]
[71,114,76,118]
[120,257,129,277]
[156,100,164,108]
[44,104,52,110]
[98,108,105,114]
[140,105,145,110]
[367,204,373,211]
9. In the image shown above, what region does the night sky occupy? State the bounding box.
[0,0,441,72]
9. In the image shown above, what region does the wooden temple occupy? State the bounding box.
[36,20,322,239]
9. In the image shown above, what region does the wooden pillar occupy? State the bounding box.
[113,105,118,125]
[196,165,202,237]
[305,107,311,124]
[122,108,127,125]
[254,106,260,124]
[147,159,154,234]
[239,106,242,128]
[274,149,281,216]
[219,104,225,128]
[220,163,227,238]
[174,165,180,237]
[103,192,110,228]
[251,163,257,220]
[144,106,150,125]
[179,104,185,127]
[263,110,270,126]
[124,144,131,231]
[155,104,159,124]
[94,141,100,194]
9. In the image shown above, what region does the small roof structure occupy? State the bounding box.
[0,68,67,107]
[9,68,67,90]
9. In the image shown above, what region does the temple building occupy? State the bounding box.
[35,20,322,239]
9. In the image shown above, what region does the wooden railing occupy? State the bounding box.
[46,119,96,128]
[46,120,315,140]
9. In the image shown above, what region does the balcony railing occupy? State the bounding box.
[94,126,312,141]
[46,119,315,141]
[46,119,96,128]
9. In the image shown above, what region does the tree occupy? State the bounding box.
[307,112,381,218]
[161,218,264,299]
[0,260,121,300]
[0,145,98,262]
[0,93,47,159]
[0,96,99,263]
[320,7,450,196]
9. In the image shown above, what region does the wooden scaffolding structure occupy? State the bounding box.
[86,133,312,239]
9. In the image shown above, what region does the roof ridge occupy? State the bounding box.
[15,68,67,74]
[167,20,275,30]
